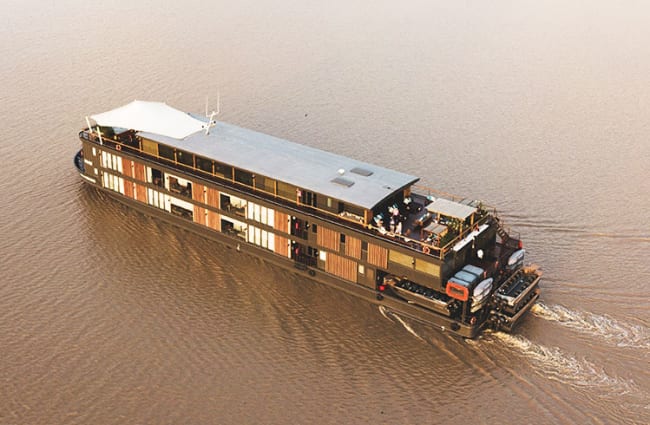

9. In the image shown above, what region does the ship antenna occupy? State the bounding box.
[204,91,220,135]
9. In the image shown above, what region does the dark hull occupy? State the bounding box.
[77,169,484,338]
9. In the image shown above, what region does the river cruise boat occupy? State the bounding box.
[74,101,541,338]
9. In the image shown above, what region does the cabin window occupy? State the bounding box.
[214,162,232,179]
[221,193,246,217]
[177,150,194,167]
[171,204,193,220]
[142,139,158,156]
[277,181,297,200]
[248,202,274,227]
[150,168,164,187]
[147,188,165,209]
[102,172,125,195]
[389,250,414,268]
[291,217,308,239]
[101,151,123,174]
[158,144,175,161]
[358,264,365,275]
[221,217,247,240]
[327,198,332,208]
[196,156,212,173]
[312,224,317,233]
[246,226,276,251]
[304,191,317,207]
[262,177,276,194]
[168,176,192,198]
[234,169,254,187]
[415,259,440,277]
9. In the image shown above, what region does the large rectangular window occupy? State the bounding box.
[234,169,254,186]
[101,151,123,174]
[247,225,275,251]
[158,144,175,161]
[102,172,125,195]
[142,139,158,156]
[196,156,213,173]
[214,162,232,179]
[246,202,275,227]
[415,259,440,277]
[176,150,194,167]
[277,181,296,200]
[389,250,413,268]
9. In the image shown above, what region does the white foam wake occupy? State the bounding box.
[390,312,425,341]
[531,303,650,349]
[378,305,393,322]
[491,332,638,394]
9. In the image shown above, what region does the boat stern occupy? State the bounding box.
[487,265,542,332]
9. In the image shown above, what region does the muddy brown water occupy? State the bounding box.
[1,1,648,423]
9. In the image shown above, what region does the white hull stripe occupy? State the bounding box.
[79,174,96,184]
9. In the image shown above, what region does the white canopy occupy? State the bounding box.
[90,100,206,139]
[426,198,477,220]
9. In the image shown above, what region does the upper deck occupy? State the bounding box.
[84,101,507,262]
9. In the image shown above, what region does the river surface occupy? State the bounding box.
[1,1,649,424]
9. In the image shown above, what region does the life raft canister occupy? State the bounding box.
[446,280,470,301]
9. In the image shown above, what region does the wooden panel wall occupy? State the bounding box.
[193,184,206,203]
[345,236,362,259]
[367,243,388,269]
[124,181,134,199]
[207,211,221,231]
[317,226,339,251]
[134,183,147,203]
[274,235,289,257]
[133,162,146,181]
[194,206,207,226]
[274,212,289,234]
[326,253,357,282]
[206,188,220,209]
[122,159,134,178]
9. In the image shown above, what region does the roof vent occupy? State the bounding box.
[331,177,355,187]
[350,167,373,177]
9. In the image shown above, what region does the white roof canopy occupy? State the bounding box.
[426,198,477,220]
[90,100,206,139]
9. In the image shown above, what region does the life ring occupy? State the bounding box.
[116,144,122,151]
[423,246,430,255]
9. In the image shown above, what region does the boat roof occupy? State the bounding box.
[426,198,476,220]
[91,101,208,139]
[91,101,419,210]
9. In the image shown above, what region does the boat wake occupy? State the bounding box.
[380,308,425,341]
[489,332,639,394]
[378,305,394,323]
[531,303,650,349]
